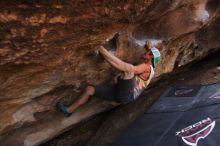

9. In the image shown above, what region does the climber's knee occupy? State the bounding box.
[85,86,95,96]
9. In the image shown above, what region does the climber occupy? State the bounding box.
[57,41,161,117]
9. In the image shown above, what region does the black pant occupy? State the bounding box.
[94,78,135,104]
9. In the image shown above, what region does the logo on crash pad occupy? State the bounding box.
[175,89,194,96]
[175,117,215,146]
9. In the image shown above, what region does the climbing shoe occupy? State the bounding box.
[56,102,72,117]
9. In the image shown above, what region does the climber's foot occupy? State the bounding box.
[56,102,72,117]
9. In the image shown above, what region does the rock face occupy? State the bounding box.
[0,0,220,145]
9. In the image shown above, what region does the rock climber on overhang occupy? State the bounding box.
[57,40,161,117]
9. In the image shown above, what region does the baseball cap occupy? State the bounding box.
[150,47,161,68]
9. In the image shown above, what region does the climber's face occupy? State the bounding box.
[143,41,153,63]
[143,49,153,60]
[145,41,153,50]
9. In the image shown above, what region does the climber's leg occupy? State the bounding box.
[57,86,95,117]
[93,83,116,101]
[67,86,95,113]
[57,82,117,117]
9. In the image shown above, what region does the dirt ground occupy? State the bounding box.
[43,51,220,146]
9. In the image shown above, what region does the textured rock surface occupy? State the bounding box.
[0,0,220,145]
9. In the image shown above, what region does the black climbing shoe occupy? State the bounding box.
[56,102,72,117]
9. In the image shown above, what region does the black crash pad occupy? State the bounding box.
[111,82,220,146]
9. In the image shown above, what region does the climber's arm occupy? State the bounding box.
[98,46,134,72]
[133,63,149,74]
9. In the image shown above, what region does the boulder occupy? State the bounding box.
[0,0,220,145]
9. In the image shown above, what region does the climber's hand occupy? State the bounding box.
[94,46,104,56]
[93,46,105,61]
[98,45,106,52]
[94,49,99,56]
